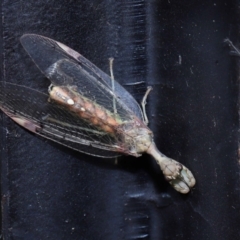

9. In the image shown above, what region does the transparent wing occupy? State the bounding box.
[46,58,134,122]
[20,34,144,120]
[0,82,125,158]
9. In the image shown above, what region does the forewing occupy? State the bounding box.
[20,34,144,120]
[0,82,123,157]
[46,59,133,122]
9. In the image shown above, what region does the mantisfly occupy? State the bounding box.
[0,34,195,193]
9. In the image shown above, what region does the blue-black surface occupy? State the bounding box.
[0,0,239,239]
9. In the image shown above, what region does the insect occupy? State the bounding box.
[0,34,195,193]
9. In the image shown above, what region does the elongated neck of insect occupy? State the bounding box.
[147,143,171,166]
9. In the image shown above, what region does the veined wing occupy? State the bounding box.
[45,58,133,123]
[20,34,144,120]
[0,82,126,157]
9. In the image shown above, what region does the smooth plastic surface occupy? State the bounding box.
[1,0,239,239]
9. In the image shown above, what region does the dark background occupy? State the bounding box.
[1,0,240,239]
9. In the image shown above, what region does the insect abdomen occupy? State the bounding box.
[49,86,121,134]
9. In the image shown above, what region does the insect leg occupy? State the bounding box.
[141,86,152,125]
[109,58,119,164]
[109,58,117,115]
[224,38,240,56]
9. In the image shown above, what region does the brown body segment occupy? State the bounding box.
[49,86,122,134]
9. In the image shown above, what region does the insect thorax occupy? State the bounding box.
[117,120,153,157]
